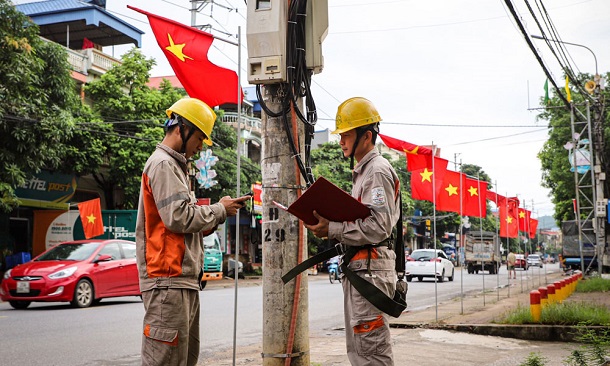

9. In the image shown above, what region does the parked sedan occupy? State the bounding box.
[514,254,529,270]
[527,254,543,268]
[0,239,141,309]
[405,249,454,282]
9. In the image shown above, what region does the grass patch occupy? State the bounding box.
[498,303,610,326]
[519,352,548,366]
[576,277,610,293]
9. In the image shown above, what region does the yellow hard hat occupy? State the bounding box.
[166,97,216,146]
[332,97,382,135]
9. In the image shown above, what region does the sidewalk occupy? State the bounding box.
[201,270,583,365]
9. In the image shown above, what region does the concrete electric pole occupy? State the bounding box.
[246,1,328,364]
[260,85,309,366]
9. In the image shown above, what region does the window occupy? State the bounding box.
[121,242,136,259]
[97,243,121,260]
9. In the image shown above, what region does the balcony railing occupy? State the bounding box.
[221,112,262,135]
[42,37,122,76]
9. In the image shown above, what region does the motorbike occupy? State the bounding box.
[327,256,341,284]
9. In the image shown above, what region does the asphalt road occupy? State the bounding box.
[0,263,558,365]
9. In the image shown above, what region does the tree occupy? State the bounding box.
[0,0,92,212]
[85,49,183,209]
[198,111,262,203]
[537,72,610,224]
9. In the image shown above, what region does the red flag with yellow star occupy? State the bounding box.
[436,170,462,213]
[409,154,448,201]
[528,218,538,238]
[498,197,518,238]
[462,176,487,218]
[518,208,531,232]
[77,198,104,239]
[129,6,243,107]
[379,134,433,158]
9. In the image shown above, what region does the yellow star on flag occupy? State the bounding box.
[519,211,525,218]
[87,214,97,224]
[420,168,433,183]
[445,184,458,196]
[468,186,478,196]
[403,146,419,154]
[165,33,194,62]
[506,216,513,224]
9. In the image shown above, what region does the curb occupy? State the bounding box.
[408,323,609,342]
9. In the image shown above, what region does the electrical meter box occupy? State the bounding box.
[246,0,288,84]
[596,199,608,218]
[305,0,328,75]
[247,0,328,84]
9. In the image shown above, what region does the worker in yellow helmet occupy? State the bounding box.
[306,97,402,365]
[136,97,250,366]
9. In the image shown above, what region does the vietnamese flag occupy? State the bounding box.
[529,218,539,238]
[409,154,448,201]
[518,208,531,232]
[379,134,433,156]
[463,177,487,218]
[436,170,462,213]
[77,198,104,239]
[129,6,243,107]
[498,196,519,238]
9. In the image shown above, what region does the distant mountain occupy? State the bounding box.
[538,215,558,230]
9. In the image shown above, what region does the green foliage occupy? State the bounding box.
[0,0,91,212]
[499,302,610,326]
[85,48,183,208]
[537,71,610,224]
[564,327,610,366]
[310,142,352,191]
[576,277,610,293]
[200,121,262,203]
[519,352,548,366]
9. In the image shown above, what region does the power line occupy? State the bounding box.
[446,128,548,147]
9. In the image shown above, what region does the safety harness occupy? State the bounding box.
[282,193,407,318]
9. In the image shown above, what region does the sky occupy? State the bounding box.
[16,0,610,218]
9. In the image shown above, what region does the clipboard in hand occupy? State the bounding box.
[273,177,370,226]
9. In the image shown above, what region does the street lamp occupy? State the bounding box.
[531,34,598,76]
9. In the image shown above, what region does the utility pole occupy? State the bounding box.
[260,84,309,366]
[591,84,606,274]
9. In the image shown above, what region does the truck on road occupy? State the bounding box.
[561,220,595,272]
[200,232,223,289]
[464,230,501,274]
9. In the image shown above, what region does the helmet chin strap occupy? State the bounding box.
[177,116,196,155]
[349,129,366,169]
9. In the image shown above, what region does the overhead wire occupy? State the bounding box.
[503,0,570,109]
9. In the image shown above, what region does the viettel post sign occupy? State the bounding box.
[15,170,76,210]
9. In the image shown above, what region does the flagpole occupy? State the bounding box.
[432,142,438,322]
[458,159,464,314]
[476,173,485,306]
[494,181,504,298]
[231,25,242,366]
[516,194,524,293]
[502,188,511,298]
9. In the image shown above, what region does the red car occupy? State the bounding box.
[1,239,141,309]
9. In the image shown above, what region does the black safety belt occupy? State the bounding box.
[282,193,407,318]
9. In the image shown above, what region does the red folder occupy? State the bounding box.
[273,177,371,226]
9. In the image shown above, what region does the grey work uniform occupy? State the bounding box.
[328,149,400,366]
[136,144,227,366]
